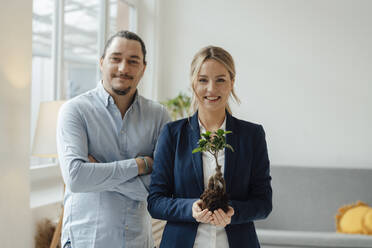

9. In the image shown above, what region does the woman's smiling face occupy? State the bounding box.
[193,59,234,113]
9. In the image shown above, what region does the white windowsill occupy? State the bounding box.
[30,163,59,180]
[30,163,58,169]
[30,163,64,209]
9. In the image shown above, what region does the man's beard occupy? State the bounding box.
[110,73,134,96]
[112,86,131,96]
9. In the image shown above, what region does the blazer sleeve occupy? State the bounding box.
[147,124,198,223]
[230,125,273,225]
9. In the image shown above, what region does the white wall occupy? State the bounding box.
[0,0,32,246]
[155,0,372,168]
[137,0,157,99]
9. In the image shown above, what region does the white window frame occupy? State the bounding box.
[30,0,139,208]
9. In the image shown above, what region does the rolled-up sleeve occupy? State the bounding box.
[57,102,139,193]
[109,105,171,201]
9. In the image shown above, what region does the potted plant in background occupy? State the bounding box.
[161,93,191,121]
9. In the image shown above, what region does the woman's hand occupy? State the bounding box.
[192,200,213,224]
[211,206,234,227]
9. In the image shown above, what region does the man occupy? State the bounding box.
[57,30,170,248]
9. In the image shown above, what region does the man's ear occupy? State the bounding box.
[140,64,147,77]
[99,57,104,72]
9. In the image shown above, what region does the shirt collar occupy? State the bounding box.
[97,80,140,109]
[198,116,226,133]
[97,81,112,107]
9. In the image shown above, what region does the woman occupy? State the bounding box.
[148,46,272,248]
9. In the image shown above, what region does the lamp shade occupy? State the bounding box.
[31,100,65,158]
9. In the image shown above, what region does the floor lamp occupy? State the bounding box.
[32,100,65,248]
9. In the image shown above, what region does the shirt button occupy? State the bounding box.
[125,225,129,230]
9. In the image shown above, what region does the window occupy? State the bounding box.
[31,0,137,167]
[31,0,55,166]
[63,0,99,99]
[109,0,135,36]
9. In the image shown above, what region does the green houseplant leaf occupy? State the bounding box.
[161,93,191,121]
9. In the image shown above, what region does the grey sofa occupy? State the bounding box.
[255,165,372,248]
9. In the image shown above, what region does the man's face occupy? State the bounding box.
[100,37,146,97]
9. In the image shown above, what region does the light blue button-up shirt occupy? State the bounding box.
[57,82,170,248]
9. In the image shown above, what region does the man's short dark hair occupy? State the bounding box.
[101,30,147,65]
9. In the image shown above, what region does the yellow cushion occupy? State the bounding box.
[362,209,372,234]
[336,201,372,235]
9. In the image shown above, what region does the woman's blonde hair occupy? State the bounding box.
[190,46,240,114]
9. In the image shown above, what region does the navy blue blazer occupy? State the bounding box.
[148,112,272,248]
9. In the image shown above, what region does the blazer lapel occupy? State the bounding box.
[188,112,204,193]
[224,112,238,195]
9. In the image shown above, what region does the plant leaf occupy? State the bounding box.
[192,147,202,153]
[217,129,224,136]
[224,144,234,152]
[194,130,234,156]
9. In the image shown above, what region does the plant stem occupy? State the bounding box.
[213,151,220,173]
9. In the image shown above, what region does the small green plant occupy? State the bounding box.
[192,129,234,212]
[161,93,191,121]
